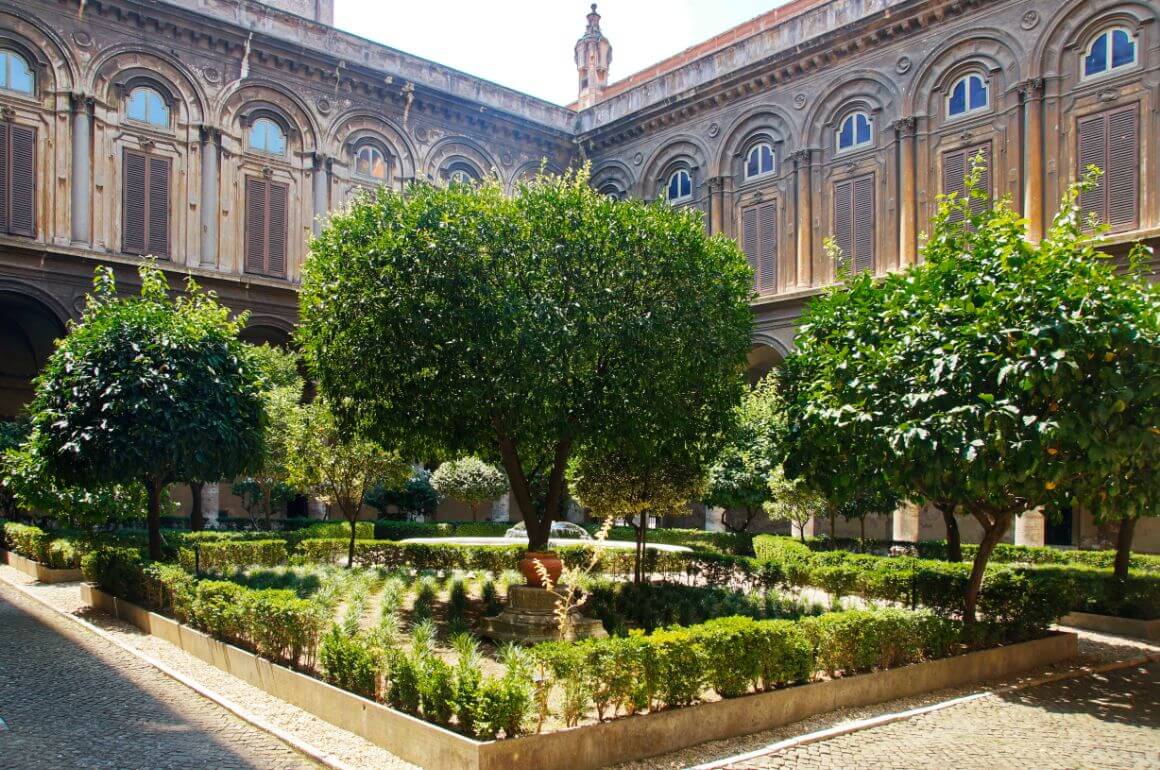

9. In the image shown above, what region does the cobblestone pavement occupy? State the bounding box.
[0,581,321,770]
[722,663,1159,770]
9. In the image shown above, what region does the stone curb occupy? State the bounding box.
[0,573,357,770]
[691,648,1159,770]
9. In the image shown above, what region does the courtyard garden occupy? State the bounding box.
[0,165,1157,766]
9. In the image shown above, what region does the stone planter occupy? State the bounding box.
[478,585,606,644]
[1,549,83,583]
[1061,611,1160,641]
[82,584,1077,770]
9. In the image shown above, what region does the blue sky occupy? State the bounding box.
[334,1,784,105]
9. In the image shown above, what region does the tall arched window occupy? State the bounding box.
[0,50,34,95]
[947,74,989,117]
[836,112,873,151]
[354,144,387,181]
[745,143,775,180]
[248,117,287,156]
[126,86,170,128]
[1084,28,1137,78]
[665,169,692,203]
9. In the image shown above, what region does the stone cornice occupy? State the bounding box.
[574,0,1001,151]
[52,0,576,147]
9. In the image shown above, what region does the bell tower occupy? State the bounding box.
[574,4,612,108]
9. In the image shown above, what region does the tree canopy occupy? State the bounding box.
[299,170,753,550]
[26,264,265,558]
[781,165,1159,621]
[431,456,508,521]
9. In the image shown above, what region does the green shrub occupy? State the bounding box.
[320,626,379,698]
[372,520,453,540]
[178,539,288,573]
[472,673,532,740]
[418,656,456,726]
[451,521,511,538]
[82,546,150,602]
[385,648,421,715]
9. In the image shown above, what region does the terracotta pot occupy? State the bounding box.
[519,551,563,588]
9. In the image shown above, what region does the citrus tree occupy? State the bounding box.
[26,264,265,558]
[763,467,827,544]
[298,170,752,551]
[782,165,1159,623]
[431,456,508,522]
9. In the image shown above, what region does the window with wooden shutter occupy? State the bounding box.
[245,176,289,278]
[941,141,992,221]
[742,200,778,294]
[0,121,36,238]
[122,149,171,257]
[832,173,874,274]
[1077,104,1139,233]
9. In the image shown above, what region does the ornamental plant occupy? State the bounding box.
[703,374,787,532]
[782,163,1159,623]
[430,456,508,522]
[298,169,752,551]
[26,264,265,559]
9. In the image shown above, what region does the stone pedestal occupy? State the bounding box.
[892,503,921,543]
[1015,509,1046,547]
[201,482,220,528]
[479,586,607,644]
[705,506,726,533]
[490,493,511,523]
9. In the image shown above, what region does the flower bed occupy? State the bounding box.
[755,535,1160,623]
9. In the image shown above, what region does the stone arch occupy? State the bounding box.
[507,159,565,194]
[906,30,1025,118]
[0,7,77,95]
[240,316,295,348]
[746,335,788,386]
[639,135,710,200]
[87,45,208,125]
[326,109,417,183]
[0,282,69,418]
[589,159,634,198]
[423,136,500,183]
[1034,0,1157,79]
[713,106,798,179]
[218,80,321,152]
[805,70,900,149]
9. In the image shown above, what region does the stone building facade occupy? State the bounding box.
[0,0,1156,547]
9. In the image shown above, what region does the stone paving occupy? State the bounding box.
[719,664,1160,770]
[0,580,321,770]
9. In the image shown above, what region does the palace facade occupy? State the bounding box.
[1,0,1156,545]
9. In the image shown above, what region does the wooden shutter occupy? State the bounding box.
[245,176,268,275]
[122,150,147,254]
[1078,104,1139,232]
[266,181,288,278]
[245,176,289,278]
[146,155,171,257]
[0,124,7,234]
[942,142,992,221]
[833,174,874,273]
[852,174,874,273]
[742,201,778,294]
[4,123,37,238]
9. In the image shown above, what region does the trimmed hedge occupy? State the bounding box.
[372,520,455,540]
[177,539,289,574]
[1,521,88,569]
[755,535,1159,623]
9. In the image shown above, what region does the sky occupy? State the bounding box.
[333,1,784,106]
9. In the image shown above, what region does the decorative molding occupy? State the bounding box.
[894,116,917,135]
[896,56,912,75]
[793,94,807,110]
[1020,10,1040,30]
[707,121,720,138]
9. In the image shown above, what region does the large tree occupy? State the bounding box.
[298,170,752,551]
[27,264,265,559]
[782,166,1159,624]
[703,374,785,533]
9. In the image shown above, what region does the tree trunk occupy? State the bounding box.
[963,512,1012,627]
[263,487,273,531]
[189,482,204,532]
[491,419,570,552]
[1114,515,1137,581]
[347,515,357,569]
[829,509,836,539]
[145,476,164,561]
[859,516,866,544]
[941,508,962,562]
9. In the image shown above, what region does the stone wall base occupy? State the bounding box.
[1,550,84,583]
[1061,611,1160,641]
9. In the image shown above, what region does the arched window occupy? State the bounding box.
[126,86,170,128]
[745,143,775,180]
[947,74,989,117]
[445,161,479,185]
[836,112,873,152]
[0,50,34,95]
[354,144,387,181]
[665,169,692,203]
[598,183,623,200]
[1084,28,1137,78]
[248,117,287,156]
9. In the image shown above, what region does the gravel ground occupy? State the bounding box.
[0,565,418,770]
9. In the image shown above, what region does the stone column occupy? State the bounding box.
[704,506,726,533]
[1014,509,1046,547]
[707,177,724,235]
[1022,79,1046,242]
[490,493,511,523]
[70,93,92,245]
[896,117,918,267]
[199,126,220,268]
[312,154,330,235]
[793,149,813,287]
[892,502,921,543]
[200,482,220,528]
